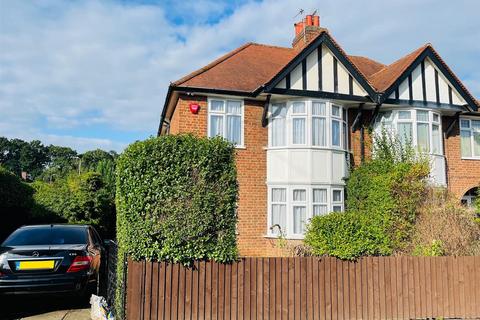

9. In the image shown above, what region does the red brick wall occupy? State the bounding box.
[168,94,294,256]
[443,116,480,198]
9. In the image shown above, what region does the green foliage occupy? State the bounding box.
[116,134,238,264]
[81,149,117,172]
[413,240,444,257]
[0,138,48,178]
[115,135,239,316]
[305,129,430,260]
[0,166,34,242]
[32,172,116,238]
[37,145,78,182]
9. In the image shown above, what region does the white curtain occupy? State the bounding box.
[312,118,326,146]
[272,188,286,202]
[473,121,480,157]
[312,102,326,115]
[292,118,306,144]
[332,190,342,202]
[210,115,223,137]
[271,204,286,235]
[292,102,306,114]
[293,206,306,234]
[293,189,306,201]
[417,123,430,152]
[398,122,412,145]
[432,124,441,154]
[332,120,340,146]
[227,101,241,114]
[313,189,327,203]
[271,117,286,146]
[313,205,328,216]
[227,115,241,145]
[461,130,472,157]
[210,100,224,112]
[416,110,429,121]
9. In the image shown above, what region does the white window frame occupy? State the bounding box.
[207,97,245,148]
[267,100,348,151]
[332,189,344,212]
[374,109,444,156]
[312,188,328,217]
[460,117,480,160]
[267,185,345,239]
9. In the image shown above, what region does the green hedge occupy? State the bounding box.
[0,166,34,242]
[115,134,239,316]
[304,130,429,260]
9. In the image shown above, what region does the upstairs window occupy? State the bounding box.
[374,109,443,156]
[460,118,480,159]
[208,99,244,146]
[268,100,347,150]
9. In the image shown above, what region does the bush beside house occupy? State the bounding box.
[115,135,239,315]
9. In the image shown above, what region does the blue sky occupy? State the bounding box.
[1,0,479,152]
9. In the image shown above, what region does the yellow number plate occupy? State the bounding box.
[16,260,55,270]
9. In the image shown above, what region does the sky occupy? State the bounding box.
[1,0,479,153]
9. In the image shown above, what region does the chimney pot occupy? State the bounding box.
[313,15,320,26]
[306,15,313,26]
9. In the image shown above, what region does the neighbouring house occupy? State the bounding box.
[158,14,480,256]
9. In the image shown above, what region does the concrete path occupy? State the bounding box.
[21,308,90,320]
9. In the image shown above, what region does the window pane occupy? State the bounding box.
[378,111,393,122]
[343,123,347,150]
[210,115,223,137]
[293,118,306,144]
[312,102,326,116]
[211,100,224,112]
[433,114,440,123]
[272,188,286,202]
[332,105,341,117]
[332,120,341,146]
[293,189,306,202]
[312,118,326,146]
[227,100,242,114]
[398,122,412,145]
[460,119,470,129]
[342,108,347,121]
[313,205,328,216]
[398,111,411,119]
[271,104,287,117]
[416,110,429,121]
[333,206,342,212]
[292,102,306,114]
[293,206,306,234]
[432,124,441,154]
[474,132,480,157]
[333,190,342,202]
[461,130,472,157]
[272,117,286,146]
[313,189,327,203]
[473,120,480,132]
[227,115,241,145]
[417,123,430,152]
[271,204,286,235]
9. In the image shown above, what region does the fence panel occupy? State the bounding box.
[126,256,480,320]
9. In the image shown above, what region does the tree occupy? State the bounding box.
[80,149,116,172]
[38,145,78,182]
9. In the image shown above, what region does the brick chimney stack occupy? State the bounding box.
[292,14,323,51]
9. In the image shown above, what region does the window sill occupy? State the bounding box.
[264,146,348,152]
[461,157,480,161]
[235,145,246,150]
[264,234,305,240]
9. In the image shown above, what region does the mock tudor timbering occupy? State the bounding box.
[159,14,480,256]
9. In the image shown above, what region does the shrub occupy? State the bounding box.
[409,188,480,256]
[304,129,430,259]
[0,166,34,242]
[31,172,116,238]
[116,135,238,264]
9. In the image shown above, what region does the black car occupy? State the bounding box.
[0,224,103,295]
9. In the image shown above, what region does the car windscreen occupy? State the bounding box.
[2,227,87,246]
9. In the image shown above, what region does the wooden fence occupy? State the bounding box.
[126,256,480,319]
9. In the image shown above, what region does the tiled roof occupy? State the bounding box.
[368,45,429,92]
[174,43,296,93]
[348,55,386,78]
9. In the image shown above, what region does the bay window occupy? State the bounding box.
[268,185,344,238]
[375,109,442,155]
[208,98,244,146]
[268,100,347,150]
[460,118,480,159]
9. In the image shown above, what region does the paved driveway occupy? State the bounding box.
[0,294,90,320]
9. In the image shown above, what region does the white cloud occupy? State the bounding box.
[0,0,479,152]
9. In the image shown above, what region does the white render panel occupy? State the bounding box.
[389,92,396,99]
[267,150,288,182]
[306,48,319,91]
[438,71,450,104]
[430,155,447,186]
[425,59,436,101]
[276,78,286,89]
[331,151,346,182]
[311,150,331,182]
[290,63,303,90]
[288,150,311,182]
[398,77,410,99]
[353,78,367,96]
[452,90,464,105]
[412,64,423,101]
[337,61,350,94]
[322,45,335,92]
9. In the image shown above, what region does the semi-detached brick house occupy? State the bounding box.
[158,15,480,256]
